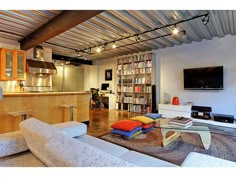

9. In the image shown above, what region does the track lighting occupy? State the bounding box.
[96,47,101,53]
[181,30,187,40]
[135,35,141,42]
[202,13,209,25]
[68,12,208,56]
[112,42,116,48]
[172,25,179,35]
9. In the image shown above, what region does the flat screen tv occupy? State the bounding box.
[101,83,109,91]
[183,66,223,90]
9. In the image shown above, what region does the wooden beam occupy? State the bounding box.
[20,10,104,50]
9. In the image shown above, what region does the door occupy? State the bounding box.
[15,51,26,80]
[0,48,14,80]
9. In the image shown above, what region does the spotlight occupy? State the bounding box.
[112,42,116,49]
[96,47,101,53]
[182,30,187,40]
[135,35,141,42]
[102,44,107,50]
[172,25,179,35]
[65,61,70,65]
[202,13,209,25]
[87,48,91,54]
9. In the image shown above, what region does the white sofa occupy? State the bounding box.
[0,118,236,167]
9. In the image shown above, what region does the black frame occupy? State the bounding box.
[105,69,112,81]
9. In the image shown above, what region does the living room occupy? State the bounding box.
[1,1,236,176]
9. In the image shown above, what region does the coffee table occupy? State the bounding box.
[156,118,211,149]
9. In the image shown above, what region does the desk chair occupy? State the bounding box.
[90,88,103,109]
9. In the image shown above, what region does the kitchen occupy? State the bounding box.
[0,43,91,134]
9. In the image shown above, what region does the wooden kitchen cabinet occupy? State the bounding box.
[0,48,26,80]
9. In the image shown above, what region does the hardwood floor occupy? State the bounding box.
[87,109,142,137]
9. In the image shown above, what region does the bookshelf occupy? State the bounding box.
[116,52,155,113]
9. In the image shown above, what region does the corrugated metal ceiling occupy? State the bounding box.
[0,10,236,60]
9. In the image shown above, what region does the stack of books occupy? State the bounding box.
[169,117,193,128]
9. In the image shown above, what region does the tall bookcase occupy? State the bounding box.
[116,52,156,113]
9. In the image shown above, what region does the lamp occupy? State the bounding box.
[96,47,101,53]
[135,35,141,42]
[202,13,209,25]
[0,86,3,100]
[172,25,179,35]
[112,42,116,49]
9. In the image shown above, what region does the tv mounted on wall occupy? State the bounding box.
[183,66,223,90]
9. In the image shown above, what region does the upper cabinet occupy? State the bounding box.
[0,48,26,81]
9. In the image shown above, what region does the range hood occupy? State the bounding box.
[26,59,57,75]
[26,46,57,75]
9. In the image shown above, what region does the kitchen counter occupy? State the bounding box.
[0,92,90,133]
[3,92,90,97]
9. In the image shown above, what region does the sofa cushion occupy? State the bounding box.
[181,152,236,167]
[0,131,28,158]
[53,121,87,137]
[111,120,142,131]
[20,118,137,167]
[75,135,129,157]
[0,120,87,158]
[45,135,137,167]
[130,116,155,124]
[0,151,46,167]
[143,113,162,120]
[120,151,178,167]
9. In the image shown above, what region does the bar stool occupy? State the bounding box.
[60,104,77,121]
[8,110,32,121]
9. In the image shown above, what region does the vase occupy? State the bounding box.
[172,96,179,105]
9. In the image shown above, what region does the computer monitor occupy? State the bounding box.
[101,83,109,91]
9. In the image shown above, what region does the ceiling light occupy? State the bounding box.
[135,35,141,42]
[202,13,209,25]
[182,30,187,40]
[96,47,101,53]
[102,44,107,50]
[112,42,116,49]
[172,25,179,35]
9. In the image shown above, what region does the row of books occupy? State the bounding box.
[117,77,151,84]
[127,104,152,113]
[117,62,152,71]
[134,86,151,93]
[117,53,152,64]
[117,68,152,75]
[122,97,151,105]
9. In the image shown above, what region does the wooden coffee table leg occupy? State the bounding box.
[161,129,181,147]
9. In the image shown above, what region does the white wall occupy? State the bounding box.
[93,58,117,92]
[156,35,236,117]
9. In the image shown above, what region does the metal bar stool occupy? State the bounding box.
[8,110,32,121]
[60,104,77,121]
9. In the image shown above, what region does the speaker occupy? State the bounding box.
[191,105,212,120]
[214,114,234,124]
[152,85,157,113]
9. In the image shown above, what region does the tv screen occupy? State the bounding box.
[184,66,223,90]
[101,83,109,90]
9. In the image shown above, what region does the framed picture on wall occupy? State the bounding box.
[105,69,112,81]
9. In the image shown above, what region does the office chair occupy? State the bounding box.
[90,88,103,109]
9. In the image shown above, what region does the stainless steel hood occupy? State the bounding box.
[26,59,57,75]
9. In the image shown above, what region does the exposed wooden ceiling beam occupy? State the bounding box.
[20,10,104,50]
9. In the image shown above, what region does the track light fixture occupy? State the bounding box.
[96,47,101,53]
[202,13,209,25]
[172,25,179,35]
[135,35,141,42]
[112,42,116,49]
[41,12,209,57]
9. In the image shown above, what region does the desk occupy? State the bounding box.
[101,94,116,109]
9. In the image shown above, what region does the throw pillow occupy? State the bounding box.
[143,113,162,120]
[111,126,142,138]
[142,123,154,129]
[111,120,142,131]
[130,116,154,124]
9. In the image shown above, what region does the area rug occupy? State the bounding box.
[99,128,236,165]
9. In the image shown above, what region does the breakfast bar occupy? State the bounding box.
[0,92,90,133]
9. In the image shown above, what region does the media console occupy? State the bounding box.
[158,104,236,128]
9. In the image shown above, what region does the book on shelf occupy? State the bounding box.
[169,117,193,127]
